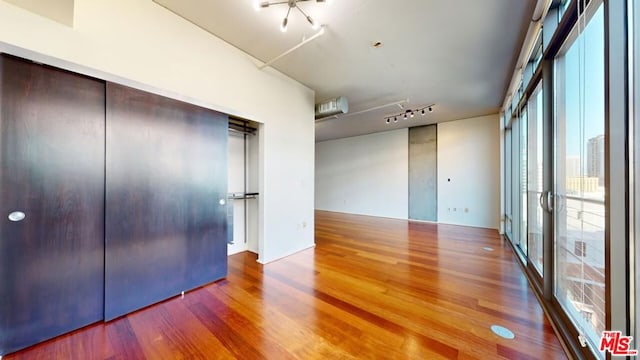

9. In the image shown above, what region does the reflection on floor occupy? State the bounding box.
[6,210,567,359]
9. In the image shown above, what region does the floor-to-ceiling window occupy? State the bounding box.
[505,125,512,237]
[554,2,605,349]
[501,0,625,357]
[511,105,522,254]
[506,86,530,262]
[527,82,544,275]
[520,106,528,257]
[632,0,639,348]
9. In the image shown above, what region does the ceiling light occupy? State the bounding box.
[384,104,435,124]
[307,15,321,30]
[257,0,327,31]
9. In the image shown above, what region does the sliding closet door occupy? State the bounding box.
[0,55,105,355]
[105,83,228,320]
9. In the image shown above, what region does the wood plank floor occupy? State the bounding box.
[6,211,567,359]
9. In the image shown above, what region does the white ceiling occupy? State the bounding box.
[154,0,535,141]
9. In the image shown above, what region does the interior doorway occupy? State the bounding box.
[228,117,260,255]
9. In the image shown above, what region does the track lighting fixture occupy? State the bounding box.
[256,0,328,31]
[384,104,435,124]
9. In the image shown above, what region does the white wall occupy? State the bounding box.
[437,114,500,229]
[315,115,500,229]
[315,129,408,219]
[0,0,315,264]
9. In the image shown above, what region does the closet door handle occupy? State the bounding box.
[8,211,26,222]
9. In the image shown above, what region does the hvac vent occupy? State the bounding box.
[315,96,348,119]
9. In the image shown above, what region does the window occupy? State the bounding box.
[553,2,605,352]
[520,107,528,256]
[527,83,544,274]
[505,127,513,237]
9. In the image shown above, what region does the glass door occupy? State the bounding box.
[519,107,528,256]
[527,83,544,275]
[553,2,605,352]
[505,127,512,238]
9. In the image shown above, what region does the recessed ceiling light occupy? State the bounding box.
[372,41,383,48]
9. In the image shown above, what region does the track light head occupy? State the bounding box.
[281,17,288,32]
[393,117,398,123]
[428,106,433,112]
[386,118,390,124]
[421,109,425,115]
[410,111,414,118]
[403,113,407,120]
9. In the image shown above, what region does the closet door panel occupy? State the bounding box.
[0,55,106,355]
[105,83,228,320]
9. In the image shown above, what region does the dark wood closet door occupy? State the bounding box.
[105,83,228,320]
[0,55,106,355]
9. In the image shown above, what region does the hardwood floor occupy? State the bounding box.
[5,211,567,359]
